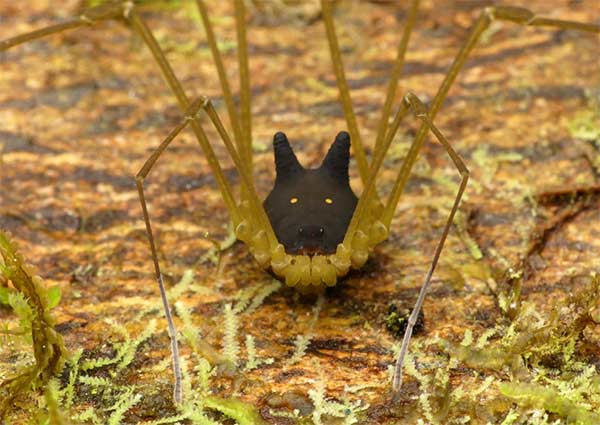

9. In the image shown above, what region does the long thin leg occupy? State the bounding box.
[234,0,253,171]
[390,93,469,394]
[342,91,468,394]
[201,98,278,249]
[382,6,600,227]
[339,0,420,249]
[195,0,245,171]
[195,0,253,173]
[341,99,411,249]
[0,3,121,51]
[383,9,598,394]
[136,104,200,404]
[135,95,276,403]
[0,2,274,403]
[321,0,419,237]
[373,0,420,156]
[0,2,243,226]
[320,0,370,184]
[125,7,244,224]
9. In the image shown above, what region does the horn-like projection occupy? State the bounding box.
[273,131,303,181]
[321,131,350,183]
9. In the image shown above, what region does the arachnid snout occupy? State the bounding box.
[297,225,325,237]
[292,224,326,255]
[264,131,358,256]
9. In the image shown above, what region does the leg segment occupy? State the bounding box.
[320,0,370,184]
[136,108,196,404]
[195,0,254,173]
[378,8,597,395]
[136,96,276,403]
[196,0,245,170]
[320,0,421,185]
[0,1,243,226]
[234,0,253,171]
[325,0,420,268]
[333,89,469,392]
[382,6,600,227]
[0,2,277,403]
[125,8,243,225]
[390,93,469,394]
[372,0,420,156]
[0,2,122,51]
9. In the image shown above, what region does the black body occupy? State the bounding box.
[263,131,358,255]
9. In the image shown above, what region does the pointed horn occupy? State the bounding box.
[273,132,303,181]
[321,131,351,183]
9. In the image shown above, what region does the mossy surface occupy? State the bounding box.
[0,230,68,418]
[0,1,598,423]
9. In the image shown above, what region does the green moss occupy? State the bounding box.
[568,109,600,142]
[499,382,600,424]
[395,273,600,423]
[568,109,600,176]
[204,396,267,425]
[0,230,68,418]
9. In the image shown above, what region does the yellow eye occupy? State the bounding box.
[325,197,333,204]
[290,197,298,204]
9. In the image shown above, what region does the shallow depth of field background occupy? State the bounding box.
[0,1,598,423]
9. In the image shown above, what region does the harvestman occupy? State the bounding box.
[1,0,598,404]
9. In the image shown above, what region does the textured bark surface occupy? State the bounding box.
[0,1,598,423]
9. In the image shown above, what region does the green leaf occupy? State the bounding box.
[47,285,61,309]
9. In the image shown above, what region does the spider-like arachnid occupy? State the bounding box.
[1,0,598,417]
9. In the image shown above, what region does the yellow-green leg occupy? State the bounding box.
[390,93,469,394]
[334,89,468,394]
[376,7,598,396]
[201,98,278,254]
[320,0,370,184]
[372,0,420,156]
[135,96,277,402]
[382,6,600,228]
[136,105,198,405]
[0,1,255,404]
[321,0,421,185]
[195,0,245,171]
[0,1,243,228]
[234,0,253,171]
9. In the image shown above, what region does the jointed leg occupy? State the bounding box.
[339,89,468,394]
[390,93,469,394]
[320,0,370,184]
[125,8,245,225]
[382,6,600,227]
[338,89,468,393]
[321,0,419,264]
[0,1,276,403]
[136,107,196,404]
[0,2,122,51]
[0,1,243,226]
[196,0,245,170]
[234,0,253,171]
[376,7,598,395]
[323,0,419,266]
[372,0,420,156]
[136,95,275,402]
[195,0,254,173]
[201,99,278,253]
[321,0,420,185]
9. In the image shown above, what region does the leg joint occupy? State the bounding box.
[484,6,536,26]
[80,2,128,25]
[403,92,427,118]
[184,97,212,121]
